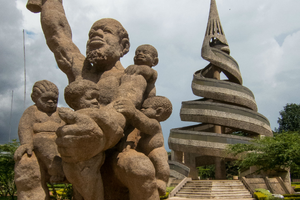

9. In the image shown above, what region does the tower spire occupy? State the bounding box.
[202,0,229,56]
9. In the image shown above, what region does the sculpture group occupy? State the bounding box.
[14,0,172,200]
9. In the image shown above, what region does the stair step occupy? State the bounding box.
[173,197,253,199]
[175,194,253,198]
[178,194,252,196]
[186,183,243,186]
[179,190,250,193]
[177,190,251,194]
[183,185,246,188]
[169,198,255,200]
[181,188,248,192]
[172,180,253,199]
[185,184,244,187]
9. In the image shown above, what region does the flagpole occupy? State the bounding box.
[9,90,13,142]
[23,29,26,109]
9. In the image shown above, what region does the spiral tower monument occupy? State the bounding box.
[168,0,272,179]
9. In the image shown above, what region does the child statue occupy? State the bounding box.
[114,96,172,196]
[62,79,125,200]
[14,80,65,200]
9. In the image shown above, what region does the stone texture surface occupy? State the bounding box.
[15,0,172,199]
[14,80,65,200]
[168,0,272,180]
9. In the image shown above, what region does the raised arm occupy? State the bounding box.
[30,0,85,83]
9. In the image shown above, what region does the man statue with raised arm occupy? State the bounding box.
[15,0,164,199]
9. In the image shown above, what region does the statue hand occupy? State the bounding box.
[56,107,105,163]
[14,143,34,161]
[113,99,136,119]
[26,0,42,13]
[26,0,63,13]
[125,65,153,81]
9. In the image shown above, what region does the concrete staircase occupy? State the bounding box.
[170,180,255,199]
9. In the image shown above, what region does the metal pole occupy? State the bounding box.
[23,29,27,109]
[9,90,13,142]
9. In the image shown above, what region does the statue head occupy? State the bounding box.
[31,80,59,113]
[86,18,130,70]
[134,44,159,67]
[142,96,172,122]
[64,80,100,110]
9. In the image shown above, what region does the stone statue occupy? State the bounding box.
[14,80,65,200]
[123,44,159,99]
[19,0,171,199]
[114,96,172,196]
[62,79,125,200]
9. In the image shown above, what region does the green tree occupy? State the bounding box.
[0,139,19,199]
[277,103,300,133]
[197,165,215,179]
[227,132,300,174]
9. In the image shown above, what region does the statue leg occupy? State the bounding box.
[62,152,105,200]
[15,152,50,200]
[148,147,170,196]
[115,149,160,200]
[101,150,130,200]
[117,74,147,108]
[33,133,64,183]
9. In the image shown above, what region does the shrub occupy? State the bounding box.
[254,189,283,200]
[283,194,300,199]
[254,191,268,200]
[48,183,72,200]
[160,192,169,199]
[0,140,19,199]
[159,187,175,200]
[294,185,300,192]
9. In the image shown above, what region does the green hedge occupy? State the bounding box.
[294,185,300,192]
[291,182,300,192]
[254,191,268,200]
[159,187,175,200]
[47,183,72,200]
[253,189,283,200]
[283,194,300,199]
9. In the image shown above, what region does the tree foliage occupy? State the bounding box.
[197,165,215,179]
[0,140,19,199]
[227,132,300,173]
[277,103,300,133]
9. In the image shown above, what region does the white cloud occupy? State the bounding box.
[1,0,300,150]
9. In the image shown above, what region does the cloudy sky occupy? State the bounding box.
[1,0,300,150]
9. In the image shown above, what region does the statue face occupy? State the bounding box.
[87,23,121,52]
[86,19,124,67]
[36,91,58,113]
[141,101,157,119]
[78,89,100,109]
[134,46,156,67]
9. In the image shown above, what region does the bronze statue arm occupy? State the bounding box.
[41,0,85,83]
